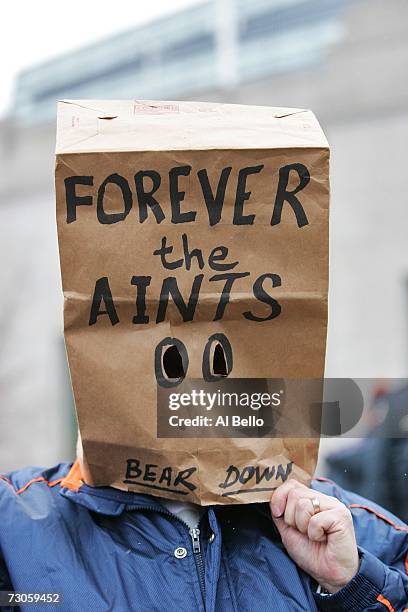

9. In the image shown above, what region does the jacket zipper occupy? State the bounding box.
[126,504,206,609]
[189,527,206,603]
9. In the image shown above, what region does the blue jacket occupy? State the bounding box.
[0,462,407,611]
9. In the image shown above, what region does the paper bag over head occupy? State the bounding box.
[55,99,329,505]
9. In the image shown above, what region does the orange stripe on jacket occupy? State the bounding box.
[377,594,395,611]
[313,476,337,486]
[16,477,63,495]
[60,460,83,492]
[349,504,408,533]
[0,468,78,495]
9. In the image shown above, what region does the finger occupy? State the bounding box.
[272,515,310,551]
[270,480,306,517]
[282,487,338,529]
[294,497,316,534]
[271,480,341,523]
[272,515,289,538]
[284,485,303,527]
[272,515,304,547]
[284,487,325,528]
[307,506,353,542]
[293,494,340,533]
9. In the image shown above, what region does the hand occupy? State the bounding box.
[270,480,359,594]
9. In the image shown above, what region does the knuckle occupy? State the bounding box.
[277,481,292,496]
[298,498,311,512]
[342,506,354,523]
[317,491,333,505]
[332,505,353,528]
[337,502,351,517]
[272,490,283,503]
[292,480,308,492]
[297,520,309,534]
[287,489,300,505]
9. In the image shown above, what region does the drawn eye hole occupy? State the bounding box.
[163,345,185,380]
[212,343,227,376]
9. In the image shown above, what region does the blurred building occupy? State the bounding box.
[13,0,346,124]
[1,0,408,471]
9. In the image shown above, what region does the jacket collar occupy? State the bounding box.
[59,461,274,523]
[59,461,167,516]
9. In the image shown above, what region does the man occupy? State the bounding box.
[0,446,407,611]
[2,100,406,611]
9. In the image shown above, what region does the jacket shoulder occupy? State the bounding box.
[0,462,73,496]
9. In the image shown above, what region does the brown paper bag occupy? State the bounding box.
[55,100,329,505]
